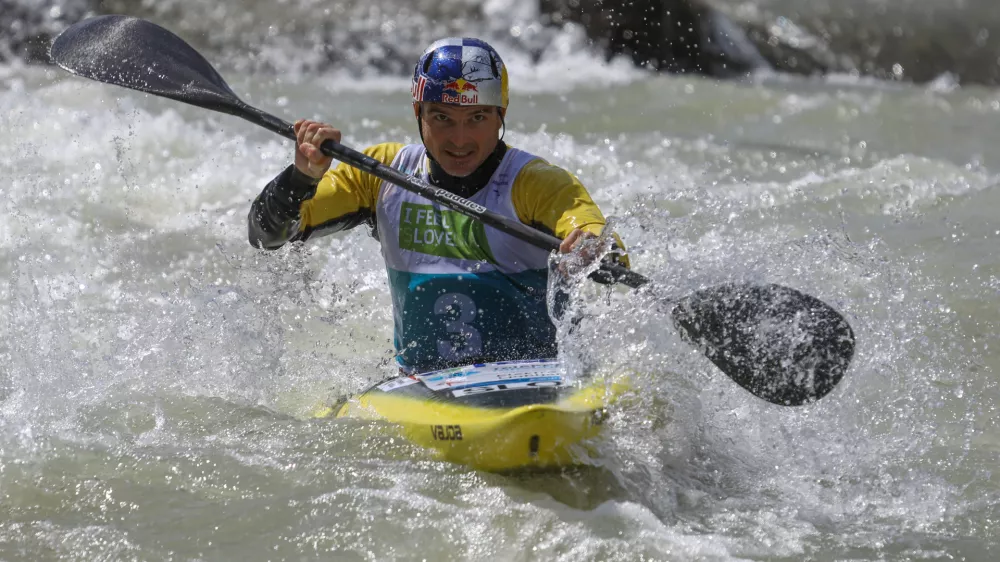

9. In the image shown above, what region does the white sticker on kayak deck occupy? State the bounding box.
[451,379,564,397]
[416,359,566,392]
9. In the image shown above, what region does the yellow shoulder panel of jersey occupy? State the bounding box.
[300,142,404,230]
[511,157,630,267]
[511,158,607,238]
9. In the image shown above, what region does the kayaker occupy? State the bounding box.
[248,37,628,373]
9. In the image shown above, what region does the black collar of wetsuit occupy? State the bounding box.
[426,141,508,199]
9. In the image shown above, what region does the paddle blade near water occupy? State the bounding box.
[50,15,249,118]
[671,283,855,406]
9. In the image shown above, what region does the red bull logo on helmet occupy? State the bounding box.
[412,38,508,108]
[441,92,479,104]
[442,78,479,104]
[443,78,479,93]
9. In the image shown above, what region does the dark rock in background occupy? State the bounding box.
[538,0,769,78]
[539,0,1000,85]
[715,0,1000,84]
[4,0,1000,86]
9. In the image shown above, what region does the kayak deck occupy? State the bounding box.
[313,360,630,472]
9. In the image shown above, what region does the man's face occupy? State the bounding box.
[414,103,504,177]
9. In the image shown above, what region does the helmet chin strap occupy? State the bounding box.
[499,108,506,142]
[415,104,435,162]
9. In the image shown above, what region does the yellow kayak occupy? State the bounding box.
[312,359,630,472]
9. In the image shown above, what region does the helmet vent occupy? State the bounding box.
[489,53,499,77]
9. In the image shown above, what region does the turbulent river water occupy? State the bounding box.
[2,3,999,560]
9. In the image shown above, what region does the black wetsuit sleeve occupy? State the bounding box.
[248,165,319,250]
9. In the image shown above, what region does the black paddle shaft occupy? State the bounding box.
[50,15,856,406]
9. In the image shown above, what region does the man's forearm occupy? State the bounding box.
[248,165,319,249]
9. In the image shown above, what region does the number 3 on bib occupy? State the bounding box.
[434,293,482,361]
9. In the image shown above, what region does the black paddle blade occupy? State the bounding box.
[50,15,242,115]
[671,283,855,406]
